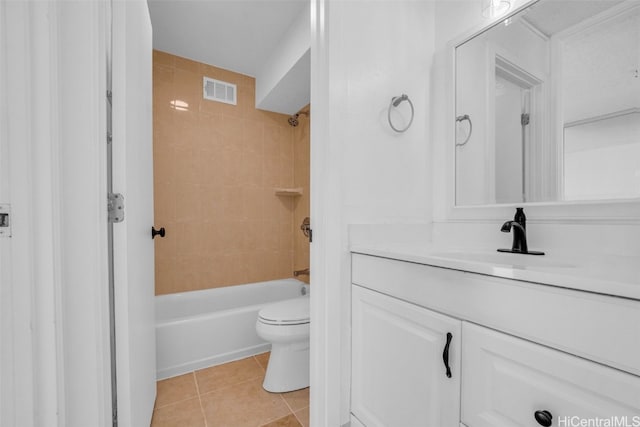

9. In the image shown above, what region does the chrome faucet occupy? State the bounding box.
[498,207,544,255]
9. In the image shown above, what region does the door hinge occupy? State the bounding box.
[108,193,124,223]
[521,113,530,126]
[107,90,113,104]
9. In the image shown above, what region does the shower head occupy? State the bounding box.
[288,110,309,127]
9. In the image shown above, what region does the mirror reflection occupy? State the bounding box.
[455,0,640,206]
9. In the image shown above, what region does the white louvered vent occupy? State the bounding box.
[203,77,237,105]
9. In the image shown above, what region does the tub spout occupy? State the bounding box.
[293,268,309,277]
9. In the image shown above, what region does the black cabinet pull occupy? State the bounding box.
[442,332,453,378]
[151,226,165,239]
[534,410,553,426]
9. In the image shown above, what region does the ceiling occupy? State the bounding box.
[147,0,308,77]
[522,0,625,37]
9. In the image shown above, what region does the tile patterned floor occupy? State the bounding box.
[151,352,309,427]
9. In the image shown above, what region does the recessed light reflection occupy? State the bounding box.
[170,100,189,111]
[482,0,511,18]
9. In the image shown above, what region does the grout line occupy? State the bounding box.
[193,371,208,427]
[259,412,304,427]
[292,410,304,427]
[153,371,203,410]
[194,354,267,396]
[280,393,295,415]
[252,353,267,369]
[153,395,201,410]
[259,411,296,427]
[193,371,201,395]
[284,397,310,427]
[253,354,268,371]
[197,374,265,399]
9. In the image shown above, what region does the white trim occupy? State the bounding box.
[30,2,64,425]
[54,1,112,424]
[310,0,327,423]
[0,4,12,424]
[563,108,640,129]
[549,32,565,201]
[484,42,495,204]
[0,1,112,425]
[310,0,347,425]
[1,2,37,425]
[519,17,550,42]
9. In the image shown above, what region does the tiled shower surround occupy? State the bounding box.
[152,50,310,295]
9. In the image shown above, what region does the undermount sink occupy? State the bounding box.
[430,250,576,270]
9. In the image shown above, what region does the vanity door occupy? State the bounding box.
[351,285,461,427]
[462,322,640,427]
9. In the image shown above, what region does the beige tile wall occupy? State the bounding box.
[292,110,310,284]
[153,50,308,295]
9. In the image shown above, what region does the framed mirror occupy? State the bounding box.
[454,0,640,207]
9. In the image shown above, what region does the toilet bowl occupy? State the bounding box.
[256,295,310,392]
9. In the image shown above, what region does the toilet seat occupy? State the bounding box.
[258,296,310,326]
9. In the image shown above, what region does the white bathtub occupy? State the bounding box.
[155,278,309,380]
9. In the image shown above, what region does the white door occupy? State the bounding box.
[351,285,461,427]
[494,73,527,204]
[112,1,157,426]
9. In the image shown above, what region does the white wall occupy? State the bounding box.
[432,0,489,221]
[310,0,435,424]
[255,2,310,115]
[494,75,524,203]
[561,5,640,123]
[564,113,640,201]
[455,32,490,205]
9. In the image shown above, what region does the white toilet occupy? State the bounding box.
[256,295,310,392]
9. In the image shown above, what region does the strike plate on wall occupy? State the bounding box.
[0,204,11,237]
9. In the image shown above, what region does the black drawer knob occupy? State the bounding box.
[151,226,165,239]
[534,410,553,426]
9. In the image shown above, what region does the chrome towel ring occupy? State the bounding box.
[388,94,414,133]
[455,114,472,146]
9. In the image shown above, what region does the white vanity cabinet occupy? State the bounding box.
[351,285,461,427]
[350,252,640,427]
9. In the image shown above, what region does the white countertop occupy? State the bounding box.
[351,243,640,301]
